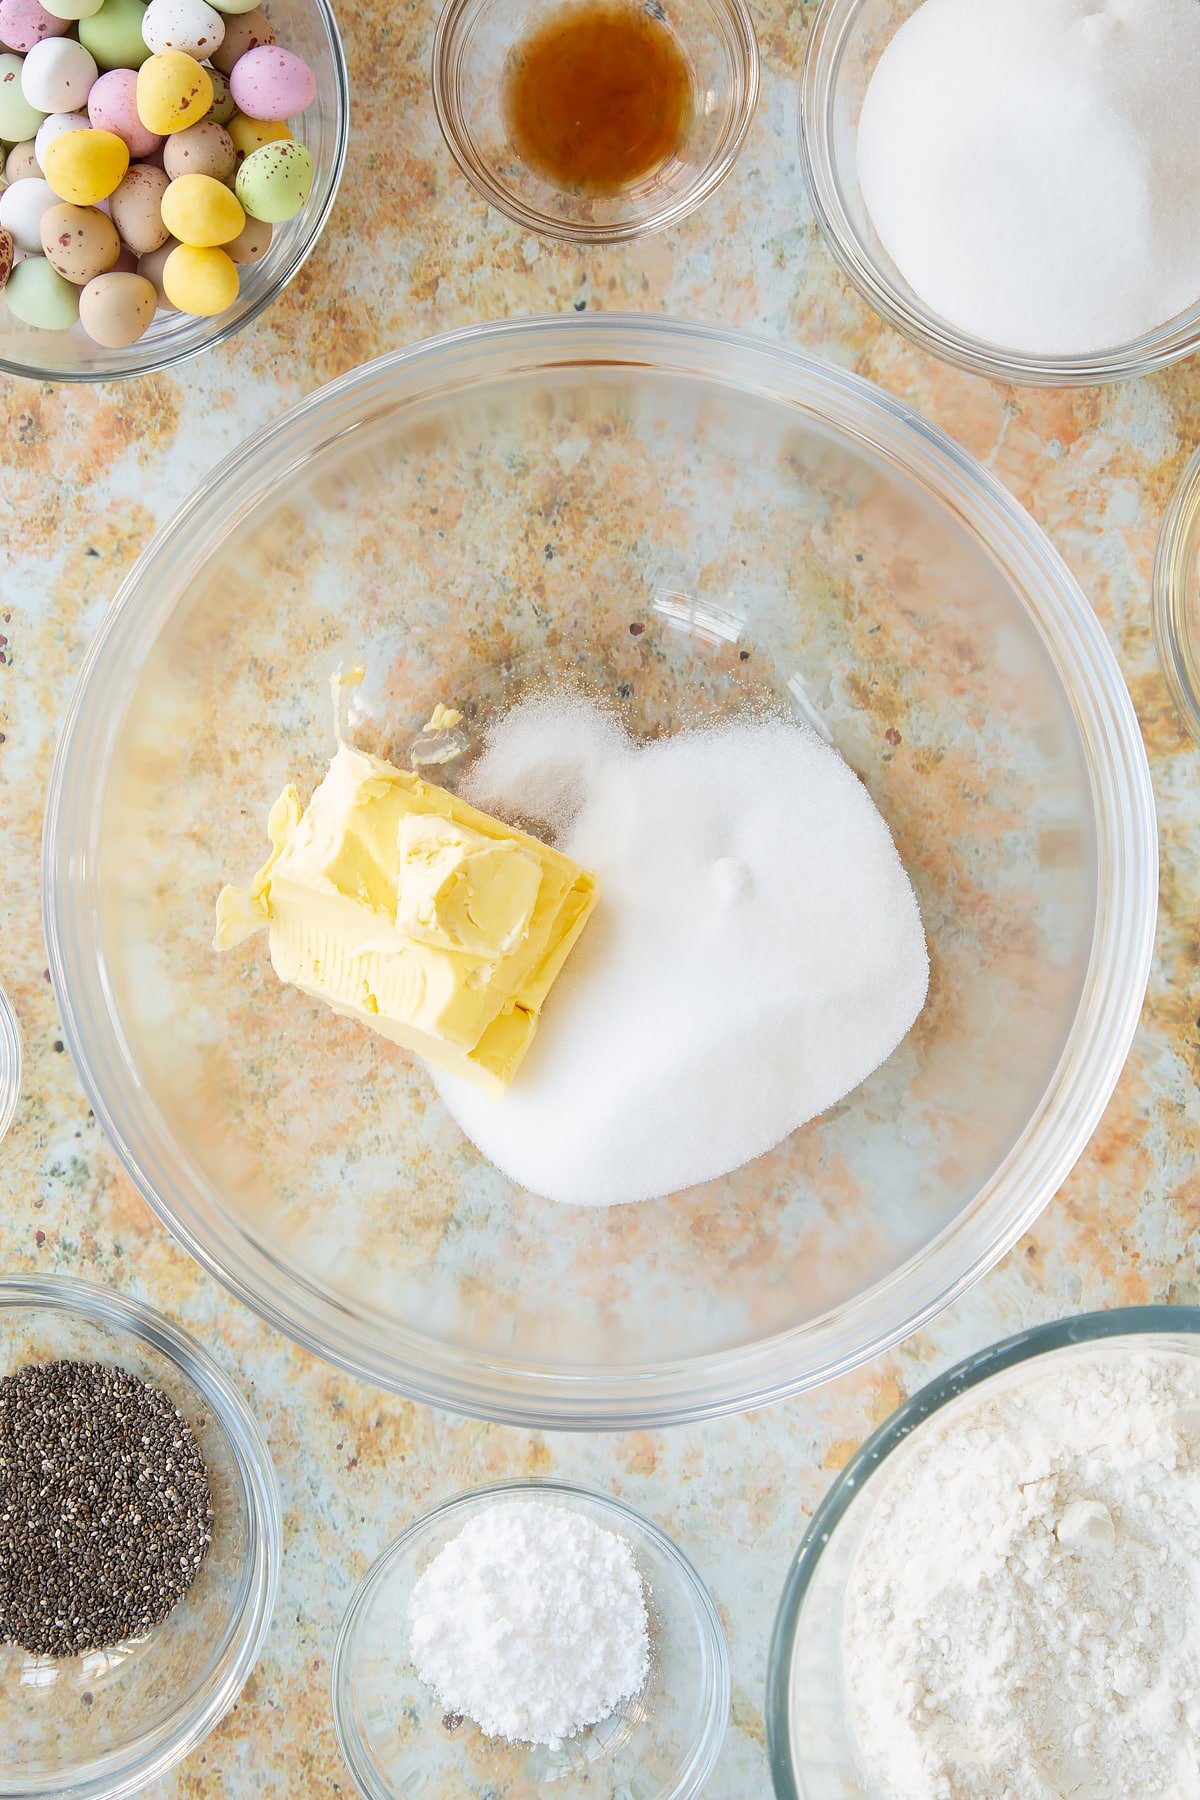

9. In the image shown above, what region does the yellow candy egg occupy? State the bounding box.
[160,173,244,248]
[227,112,290,160]
[42,130,130,207]
[136,51,214,137]
[161,241,238,315]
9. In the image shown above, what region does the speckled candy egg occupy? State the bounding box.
[106,157,167,248]
[0,225,13,286]
[0,173,55,248]
[223,205,265,262]
[141,0,222,59]
[228,44,314,120]
[203,62,233,122]
[78,266,154,341]
[78,0,152,70]
[208,0,260,14]
[209,3,268,75]
[35,107,87,163]
[226,107,285,160]
[233,137,310,222]
[0,0,68,52]
[5,139,41,180]
[39,0,104,21]
[135,47,210,132]
[162,115,232,179]
[136,228,175,304]
[161,238,234,311]
[42,125,128,202]
[0,52,48,139]
[4,250,79,324]
[40,197,119,279]
[160,167,240,242]
[88,66,159,154]
[20,35,97,110]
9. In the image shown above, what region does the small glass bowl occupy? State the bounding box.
[1153,445,1200,744]
[332,1479,730,1799]
[765,1305,1200,1798]
[800,0,1200,385]
[0,1273,281,1800]
[0,0,348,384]
[431,0,758,242]
[0,986,20,1145]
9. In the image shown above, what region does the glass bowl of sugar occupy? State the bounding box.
[766,1305,1200,1798]
[331,1478,730,1799]
[0,1272,280,1800]
[801,0,1200,385]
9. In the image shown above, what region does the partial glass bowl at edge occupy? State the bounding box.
[0,0,348,383]
[800,0,1200,385]
[1153,444,1200,745]
[0,1273,280,1800]
[43,313,1157,1429]
[765,1305,1200,1798]
[332,1479,729,1800]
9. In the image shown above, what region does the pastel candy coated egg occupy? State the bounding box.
[78,266,154,341]
[0,224,14,285]
[223,205,265,262]
[42,125,128,202]
[107,157,167,249]
[0,0,68,52]
[210,3,269,75]
[5,139,39,180]
[39,196,118,278]
[20,35,97,110]
[135,47,210,132]
[208,0,261,14]
[78,0,151,69]
[0,173,55,248]
[233,138,310,222]
[35,106,87,163]
[110,239,135,268]
[226,107,285,159]
[5,250,78,324]
[162,115,232,179]
[141,0,223,60]
[159,167,240,242]
[40,0,104,20]
[203,62,233,122]
[0,52,48,139]
[88,66,159,154]
[160,238,234,311]
[228,45,314,120]
[136,228,175,304]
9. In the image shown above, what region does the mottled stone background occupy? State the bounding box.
[2,0,1198,1793]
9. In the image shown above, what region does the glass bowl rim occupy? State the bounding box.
[0,985,20,1146]
[0,0,350,386]
[430,0,760,243]
[765,1303,1200,1799]
[799,0,1200,387]
[0,1271,282,1800]
[42,310,1157,1429]
[330,1474,731,1800]
[1152,444,1200,744]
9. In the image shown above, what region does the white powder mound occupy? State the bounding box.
[407,1500,649,1746]
[435,697,928,1207]
[857,0,1200,355]
[842,1347,1200,1800]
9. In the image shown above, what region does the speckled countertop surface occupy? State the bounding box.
[2,1,1199,1794]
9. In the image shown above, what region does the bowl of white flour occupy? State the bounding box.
[800,0,1200,384]
[766,1306,1200,1799]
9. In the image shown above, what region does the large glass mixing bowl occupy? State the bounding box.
[43,315,1156,1427]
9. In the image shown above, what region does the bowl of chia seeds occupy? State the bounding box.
[0,1273,280,1800]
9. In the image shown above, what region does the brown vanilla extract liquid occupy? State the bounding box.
[503,1,694,194]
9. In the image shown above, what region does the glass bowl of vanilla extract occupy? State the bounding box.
[432,0,759,241]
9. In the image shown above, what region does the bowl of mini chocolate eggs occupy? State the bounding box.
[0,0,347,379]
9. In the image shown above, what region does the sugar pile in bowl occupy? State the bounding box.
[434,697,929,1207]
[856,0,1200,356]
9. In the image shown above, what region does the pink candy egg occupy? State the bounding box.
[0,0,67,54]
[227,44,314,121]
[88,67,161,158]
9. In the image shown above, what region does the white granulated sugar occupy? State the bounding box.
[406,1500,649,1746]
[857,0,1200,355]
[842,1346,1200,1800]
[436,697,928,1206]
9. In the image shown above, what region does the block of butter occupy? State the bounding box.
[214,742,598,1094]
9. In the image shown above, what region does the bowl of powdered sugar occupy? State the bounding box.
[767,1305,1200,1799]
[801,0,1200,384]
[331,1478,729,1799]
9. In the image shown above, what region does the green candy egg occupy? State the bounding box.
[234,140,313,224]
[78,0,153,71]
[0,55,48,143]
[205,67,236,126]
[6,256,81,330]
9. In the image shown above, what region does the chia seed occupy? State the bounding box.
[0,1359,213,1658]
